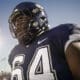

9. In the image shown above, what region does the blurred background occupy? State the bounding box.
[0,0,80,79]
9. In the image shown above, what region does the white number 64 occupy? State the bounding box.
[11,45,57,80]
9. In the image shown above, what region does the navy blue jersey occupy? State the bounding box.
[8,23,80,80]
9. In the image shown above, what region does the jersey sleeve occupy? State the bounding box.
[65,24,80,51]
[51,23,80,54]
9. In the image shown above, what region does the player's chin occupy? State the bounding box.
[17,34,30,45]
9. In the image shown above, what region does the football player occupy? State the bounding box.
[8,2,80,80]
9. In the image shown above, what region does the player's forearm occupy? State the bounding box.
[65,41,80,80]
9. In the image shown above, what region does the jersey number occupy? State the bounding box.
[11,45,57,80]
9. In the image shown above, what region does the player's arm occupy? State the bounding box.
[65,41,80,80]
[64,24,80,80]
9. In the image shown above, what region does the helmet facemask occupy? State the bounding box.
[9,10,35,45]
